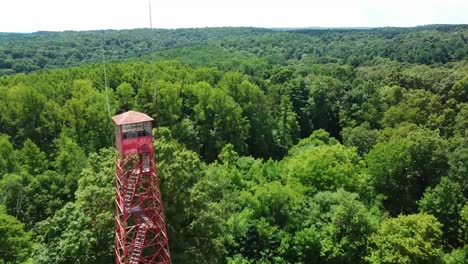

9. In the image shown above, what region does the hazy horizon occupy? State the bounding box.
[1,0,468,33]
[2,24,463,35]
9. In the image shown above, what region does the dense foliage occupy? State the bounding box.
[1,25,467,76]
[0,25,467,263]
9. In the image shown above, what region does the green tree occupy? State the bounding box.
[273,96,299,156]
[62,80,113,152]
[53,134,88,199]
[192,67,221,86]
[156,81,183,127]
[171,118,201,153]
[453,103,468,138]
[367,127,448,215]
[290,226,321,263]
[39,100,65,153]
[0,135,17,178]
[193,82,249,161]
[248,181,304,229]
[116,82,135,112]
[341,122,379,156]
[460,204,468,245]
[33,203,108,264]
[304,75,344,138]
[443,247,467,264]
[184,179,226,263]
[18,139,47,175]
[219,75,275,158]
[419,177,466,248]
[366,214,444,264]
[287,129,339,156]
[224,181,304,263]
[219,144,240,167]
[366,140,413,215]
[0,205,31,263]
[33,148,115,264]
[4,84,47,146]
[0,172,30,221]
[284,143,363,195]
[340,81,382,128]
[382,89,443,128]
[449,77,468,103]
[154,129,222,263]
[313,190,381,263]
[378,85,405,111]
[23,170,68,227]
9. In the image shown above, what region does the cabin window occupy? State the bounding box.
[122,122,151,139]
[144,122,151,136]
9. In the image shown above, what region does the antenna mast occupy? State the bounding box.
[148,0,158,125]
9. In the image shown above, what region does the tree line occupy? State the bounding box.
[0,25,466,76]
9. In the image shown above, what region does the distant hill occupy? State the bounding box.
[0,25,466,76]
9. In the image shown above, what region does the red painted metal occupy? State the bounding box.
[113,111,171,264]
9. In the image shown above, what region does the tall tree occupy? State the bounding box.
[0,205,32,263]
[419,177,466,249]
[18,139,47,175]
[193,82,249,161]
[304,75,344,139]
[284,143,363,195]
[0,134,17,178]
[367,127,448,215]
[53,134,88,199]
[115,82,135,112]
[366,214,444,264]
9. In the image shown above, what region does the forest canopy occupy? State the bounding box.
[0,25,467,263]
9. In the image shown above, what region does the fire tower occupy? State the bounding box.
[112,111,171,264]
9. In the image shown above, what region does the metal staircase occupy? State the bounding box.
[130,224,147,264]
[125,169,139,209]
[126,168,160,264]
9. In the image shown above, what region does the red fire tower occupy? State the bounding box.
[112,111,171,264]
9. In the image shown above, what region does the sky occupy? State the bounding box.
[1,0,467,33]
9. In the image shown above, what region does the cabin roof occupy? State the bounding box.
[111,110,153,125]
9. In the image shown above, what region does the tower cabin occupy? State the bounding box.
[111,110,154,156]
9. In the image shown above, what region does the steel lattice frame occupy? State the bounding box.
[115,151,170,264]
